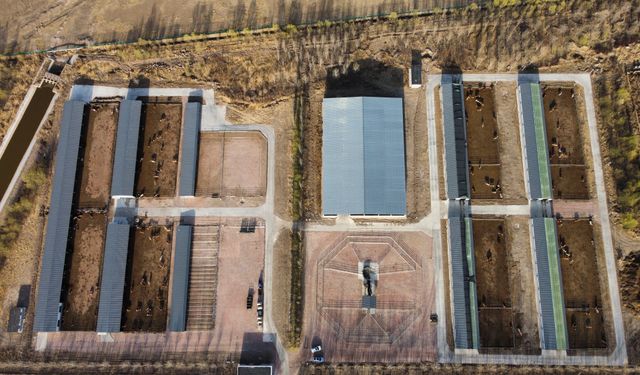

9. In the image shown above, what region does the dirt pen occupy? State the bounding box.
[473,217,540,352]
[121,222,172,332]
[464,84,502,199]
[60,212,107,331]
[301,231,436,363]
[556,218,608,350]
[196,132,267,198]
[542,85,589,199]
[134,100,182,198]
[76,102,118,208]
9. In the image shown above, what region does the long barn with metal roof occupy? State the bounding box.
[96,221,131,333]
[531,216,568,350]
[168,225,192,331]
[442,74,470,199]
[447,202,480,349]
[34,100,86,332]
[322,96,406,216]
[519,78,552,200]
[178,103,201,196]
[111,100,142,197]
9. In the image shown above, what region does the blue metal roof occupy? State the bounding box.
[96,222,131,333]
[322,97,406,216]
[111,100,142,196]
[442,74,470,199]
[34,100,85,332]
[169,225,192,331]
[178,103,201,196]
[519,80,552,200]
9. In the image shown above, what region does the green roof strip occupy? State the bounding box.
[544,218,568,350]
[464,217,480,349]
[530,83,552,199]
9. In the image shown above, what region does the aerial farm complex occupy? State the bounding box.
[0,58,631,374]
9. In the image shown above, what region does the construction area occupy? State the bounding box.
[542,85,590,200]
[301,231,437,363]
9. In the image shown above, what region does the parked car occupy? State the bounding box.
[310,345,322,353]
[312,356,325,363]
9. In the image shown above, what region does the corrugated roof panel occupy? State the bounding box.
[34,100,85,332]
[179,103,201,196]
[111,100,142,196]
[96,222,131,333]
[442,75,469,199]
[531,217,568,350]
[169,225,192,331]
[322,97,406,216]
[519,81,552,200]
[322,97,365,215]
[449,217,471,349]
[363,97,406,215]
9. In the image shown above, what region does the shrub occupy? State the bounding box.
[622,213,639,230]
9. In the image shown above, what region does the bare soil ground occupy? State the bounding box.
[300,231,436,363]
[542,85,589,200]
[473,217,540,352]
[76,103,118,208]
[494,82,527,202]
[122,223,172,332]
[465,85,501,200]
[135,101,182,198]
[469,165,502,200]
[473,218,512,349]
[557,218,608,349]
[464,85,500,164]
[195,131,267,198]
[60,213,106,331]
[223,99,293,219]
[473,219,510,308]
[0,0,478,53]
[551,166,589,200]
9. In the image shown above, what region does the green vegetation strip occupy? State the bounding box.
[464,218,480,349]
[544,218,568,350]
[530,83,552,199]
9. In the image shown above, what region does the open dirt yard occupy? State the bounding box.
[76,102,118,208]
[300,231,436,363]
[556,218,608,350]
[494,82,527,202]
[469,165,502,200]
[195,131,267,198]
[473,217,539,352]
[542,84,589,200]
[551,166,589,200]
[465,85,500,164]
[465,84,502,200]
[134,101,182,198]
[60,212,106,331]
[122,223,172,332]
